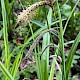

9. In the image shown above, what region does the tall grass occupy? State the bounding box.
[27,0,80,80]
[0,0,80,80]
[0,0,22,80]
[56,0,66,79]
[0,61,14,80]
[1,0,9,69]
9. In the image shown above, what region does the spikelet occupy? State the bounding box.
[17,1,53,27]
[17,9,36,26]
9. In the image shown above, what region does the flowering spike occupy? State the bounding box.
[17,1,53,27]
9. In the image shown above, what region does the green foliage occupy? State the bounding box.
[66,32,80,79]
[0,61,14,80]
[0,0,23,80]
[0,0,80,80]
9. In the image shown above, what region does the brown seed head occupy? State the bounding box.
[17,1,53,27]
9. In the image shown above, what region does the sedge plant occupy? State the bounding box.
[0,0,80,80]
[0,0,22,80]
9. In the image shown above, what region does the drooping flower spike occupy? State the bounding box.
[16,1,53,27]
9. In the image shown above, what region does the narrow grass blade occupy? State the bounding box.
[63,0,80,35]
[1,0,10,69]
[56,0,66,79]
[56,71,62,80]
[49,57,56,80]
[31,20,45,27]
[0,61,14,80]
[61,0,69,7]
[35,51,42,80]
[0,29,3,38]
[29,23,42,80]
[66,32,80,79]
[51,18,67,26]
[47,7,52,27]
[5,0,10,14]
[10,53,22,78]
[41,32,50,80]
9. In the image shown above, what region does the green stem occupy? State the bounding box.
[56,0,66,80]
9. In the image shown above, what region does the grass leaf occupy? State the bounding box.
[66,32,80,79]
[0,61,14,80]
[10,53,22,78]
